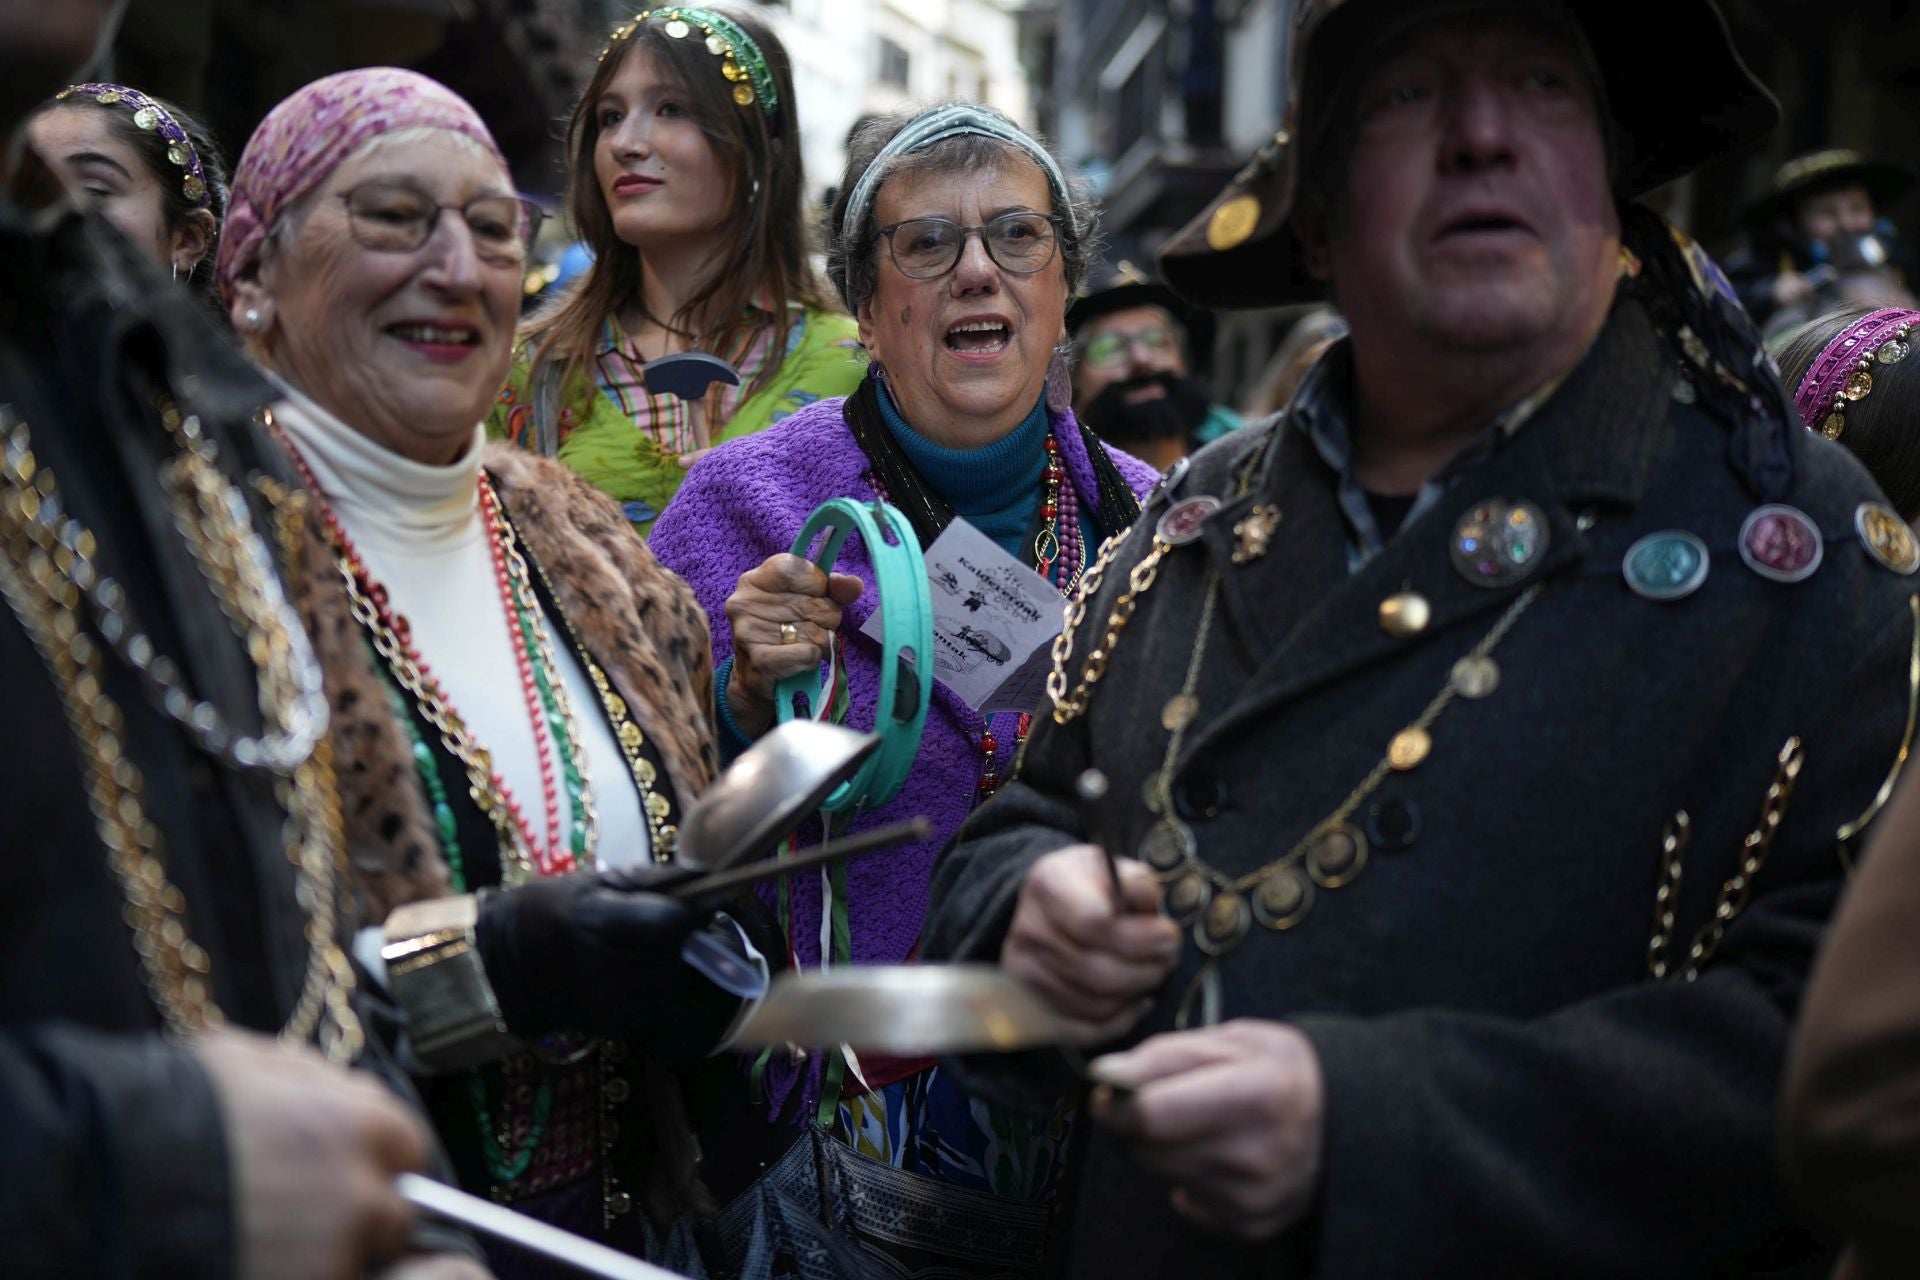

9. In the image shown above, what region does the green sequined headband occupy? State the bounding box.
[601,8,778,116]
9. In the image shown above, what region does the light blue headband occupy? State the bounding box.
[839,104,1072,241]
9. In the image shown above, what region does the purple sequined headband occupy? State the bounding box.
[1794,307,1920,440]
[55,83,212,209]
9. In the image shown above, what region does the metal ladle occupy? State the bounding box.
[673,720,879,873]
[731,965,1130,1093]
[662,720,878,996]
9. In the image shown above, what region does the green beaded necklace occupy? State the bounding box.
[377,662,467,892]
[510,589,591,863]
[469,1063,555,1184]
[376,592,579,1188]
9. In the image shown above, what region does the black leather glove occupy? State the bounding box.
[473,864,745,1055]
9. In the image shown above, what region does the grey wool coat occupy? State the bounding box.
[923,296,1920,1279]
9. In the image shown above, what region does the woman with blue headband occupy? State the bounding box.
[652,102,1159,1277]
[492,7,864,537]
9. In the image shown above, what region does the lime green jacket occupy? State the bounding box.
[489,307,865,537]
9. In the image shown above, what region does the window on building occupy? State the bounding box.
[878,37,911,89]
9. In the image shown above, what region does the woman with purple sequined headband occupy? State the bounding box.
[1780,305,1920,519]
[29,83,229,307]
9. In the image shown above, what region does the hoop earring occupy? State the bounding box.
[171,261,179,283]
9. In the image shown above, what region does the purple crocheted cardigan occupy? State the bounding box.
[651,393,1155,1113]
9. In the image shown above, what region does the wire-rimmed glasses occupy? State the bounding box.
[338,183,546,267]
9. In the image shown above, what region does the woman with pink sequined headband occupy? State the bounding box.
[1781,304,1920,519]
[28,82,229,308]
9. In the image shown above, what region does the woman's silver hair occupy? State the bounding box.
[826,104,1099,314]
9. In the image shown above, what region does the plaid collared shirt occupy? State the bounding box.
[595,303,795,453]
[1290,340,1564,572]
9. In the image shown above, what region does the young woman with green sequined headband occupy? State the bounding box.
[491,6,864,537]
[28,82,230,311]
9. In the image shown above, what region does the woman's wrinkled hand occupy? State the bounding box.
[1002,844,1181,1047]
[724,553,863,737]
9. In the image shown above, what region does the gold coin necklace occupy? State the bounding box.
[1141,575,1546,1028]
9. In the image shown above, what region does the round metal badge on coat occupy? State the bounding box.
[1450,499,1549,588]
[1156,496,1220,546]
[1738,505,1823,584]
[1622,530,1711,601]
[1857,502,1920,575]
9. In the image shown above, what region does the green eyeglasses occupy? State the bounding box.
[1079,324,1178,370]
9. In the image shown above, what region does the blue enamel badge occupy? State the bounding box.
[1622,531,1710,601]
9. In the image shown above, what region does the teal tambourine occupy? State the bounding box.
[774,498,934,812]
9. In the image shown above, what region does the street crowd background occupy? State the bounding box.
[102,0,1920,406]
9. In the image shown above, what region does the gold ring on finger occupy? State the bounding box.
[779,622,799,645]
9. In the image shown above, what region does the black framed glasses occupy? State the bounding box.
[339,183,546,266]
[876,211,1062,279]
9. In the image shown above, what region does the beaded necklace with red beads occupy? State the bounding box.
[869,430,1083,800]
[278,436,596,880]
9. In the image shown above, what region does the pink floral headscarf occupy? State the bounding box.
[215,67,507,299]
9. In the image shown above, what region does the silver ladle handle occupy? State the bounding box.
[398,1173,685,1278]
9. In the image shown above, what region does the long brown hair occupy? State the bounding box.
[522,8,833,396]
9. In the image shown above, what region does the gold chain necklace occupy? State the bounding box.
[522,548,681,863]
[1043,436,1549,1025]
[299,448,601,884]
[41,399,329,772]
[0,413,361,1061]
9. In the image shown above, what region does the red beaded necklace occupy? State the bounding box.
[978,432,1082,799]
[863,426,1084,800]
[279,438,581,878]
[479,476,576,876]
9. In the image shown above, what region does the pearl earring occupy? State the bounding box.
[244,308,261,330]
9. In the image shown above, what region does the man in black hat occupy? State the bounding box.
[1068,263,1242,471]
[923,1,1920,1275]
[1724,149,1916,337]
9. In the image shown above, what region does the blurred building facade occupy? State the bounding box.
[1023,0,1920,412]
[767,0,1032,206]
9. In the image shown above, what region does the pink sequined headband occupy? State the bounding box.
[1795,307,1920,440]
[216,67,506,300]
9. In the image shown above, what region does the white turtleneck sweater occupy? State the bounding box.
[275,387,651,873]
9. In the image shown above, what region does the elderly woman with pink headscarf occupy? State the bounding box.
[217,67,771,1271]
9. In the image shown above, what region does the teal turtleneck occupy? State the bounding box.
[877,380,1051,560]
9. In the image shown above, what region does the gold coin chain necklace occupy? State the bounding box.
[0,405,361,1061]
[271,415,599,883]
[1044,441,1547,1025]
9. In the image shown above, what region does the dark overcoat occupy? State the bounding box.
[0,202,471,1273]
[924,296,1919,1277]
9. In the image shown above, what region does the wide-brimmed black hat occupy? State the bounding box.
[1159,0,1780,309]
[1067,261,1190,332]
[1739,149,1914,230]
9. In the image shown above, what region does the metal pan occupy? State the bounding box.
[674,721,878,872]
